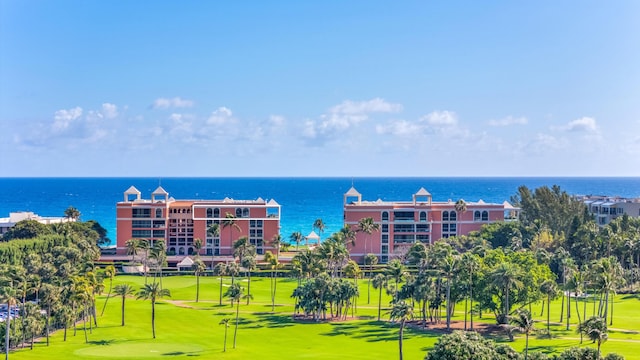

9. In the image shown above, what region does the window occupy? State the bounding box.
[416,224,429,232]
[481,211,488,221]
[155,208,162,218]
[132,230,152,238]
[442,224,449,232]
[236,208,242,217]
[419,211,427,222]
[207,208,213,218]
[474,211,481,221]
[450,224,456,232]
[394,224,414,233]
[381,224,389,233]
[153,230,165,237]
[214,208,220,217]
[381,245,389,254]
[242,208,249,217]
[394,211,414,221]
[382,234,389,244]
[132,208,151,218]
[382,211,389,222]
[132,220,151,228]
[442,211,449,221]
[449,211,456,221]
[416,235,429,243]
[618,208,623,214]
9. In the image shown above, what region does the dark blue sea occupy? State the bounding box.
[0,178,638,246]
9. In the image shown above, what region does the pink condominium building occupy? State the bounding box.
[116,186,281,259]
[343,187,518,263]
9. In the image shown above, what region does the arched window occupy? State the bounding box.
[442,211,449,221]
[474,211,481,221]
[155,208,162,218]
[236,208,242,217]
[242,208,249,217]
[207,208,213,218]
[481,211,489,221]
[178,247,185,255]
[419,211,427,222]
[382,211,389,222]
[213,208,220,218]
[449,211,456,221]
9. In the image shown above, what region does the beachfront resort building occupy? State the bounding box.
[575,195,640,226]
[115,186,281,262]
[343,187,518,263]
[0,211,74,238]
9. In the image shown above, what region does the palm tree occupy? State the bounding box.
[290,231,304,251]
[511,309,535,360]
[372,274,388,321]
[460,252,480,331]
[490,262,524,323]
[270,234,283,259]
[64,206,81,221]
[313,218,326,242]
[222,213,241,248]
[125,239,140,263]
[149,240,167,288]
[441,254,459,330]
[241,255,256,305]
[113,284,135,326]
[224,283,243,349]
[364,253,378,304]
[193,238,203,257]
[100,265,116,316]
[213,263,227,305]
[207,223,221,265]
[578,316,608,359]
[264,251,280,311]
[192,258,206,303]
[385,259,407,301]
[136,283,171,339]
[540,279,558,335]
[389,300,413,360]
[454,199,467,237]
[358,217,380,261]
[1,285,17,360]
[219,318,231,352]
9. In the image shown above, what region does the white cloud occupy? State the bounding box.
[563,117,598,133]
[329,98,403,115]
[376,119,423,136]
[53,107,83,132]
[269,115,285,126]
[421,111,457,126]
[302,98,402,141]
[152,97,195,109]
[488,116,528,127]
[101,103,118,119]
[207,107,233,124]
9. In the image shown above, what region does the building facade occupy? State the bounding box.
[0,211,75,237]
[116,186,281,259]
[343,187,517,263]
[576,195,640,226]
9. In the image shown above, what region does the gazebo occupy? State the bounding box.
[305,230,320,247]
[177,256,194,271]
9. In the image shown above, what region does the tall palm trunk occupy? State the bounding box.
[233,299,240,348]
[566,292,571,330]
[398,320,405,360]
[101,279,113,316]
[5,301,9,360]
[218,276,224,306]
[83,305,88,343]
[121,296,126,326]
[196,273,200,303]
[46,304,51,346]
[377,286,383,321]
[575,294,583,343]
[151,300,156,339]
[547,294,551,335]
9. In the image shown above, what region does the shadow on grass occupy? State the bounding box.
[253,313,296,328]
[321,320,441,343]
[88,339,116,346]
[162,351,202,357]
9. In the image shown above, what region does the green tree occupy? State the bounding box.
[577,316,608,359]
[490,262,524,323]
[136,283,171,339]
[222,213,241,246]
[364,253,378,304]
[0,284,17,360]
[192,258,206,303]
[113,283,135,326]
[100,265,116,316]
[511,309,535,360]
[2,220,53,240]
[224,283,243,349]
[313,218,326,241]
[540,279,559,335]
[290,231,303,251]
[64,206,81,221]
[219,318,231,352]
[389,300,413,360]
[212,262,227,305]
[372,273,388,321]
[455,199,467,237]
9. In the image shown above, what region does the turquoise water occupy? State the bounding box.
[0,177,638,245]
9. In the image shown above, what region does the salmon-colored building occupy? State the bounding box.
[343,187,518,263]
[116,186,281,260]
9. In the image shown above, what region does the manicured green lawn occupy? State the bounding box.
[10,275,640,359]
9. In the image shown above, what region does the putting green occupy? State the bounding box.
[74,342,204,358]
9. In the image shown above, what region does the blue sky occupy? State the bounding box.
[1,1,639,177]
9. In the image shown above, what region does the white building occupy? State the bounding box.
[0,211,74,237]
[576,195,640,226]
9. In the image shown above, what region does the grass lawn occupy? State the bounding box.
[10,274,640,359]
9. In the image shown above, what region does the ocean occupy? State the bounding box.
[0,177,638,246]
